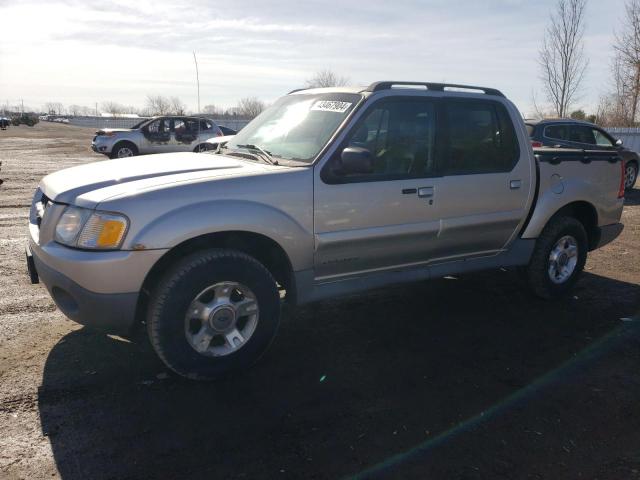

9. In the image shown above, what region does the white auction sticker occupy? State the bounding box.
[311,101,352,113]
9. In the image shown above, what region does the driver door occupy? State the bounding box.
[313,97,443,280]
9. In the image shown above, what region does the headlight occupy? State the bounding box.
[55,207,91,245]
[55,207,129,250]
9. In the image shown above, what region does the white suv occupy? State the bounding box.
[91,116,224,158]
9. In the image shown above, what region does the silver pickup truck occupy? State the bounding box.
[26,81,625,380]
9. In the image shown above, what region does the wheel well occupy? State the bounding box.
[113,140,138,154]
[135,231,295,327]
[554,201,599,249]
[193,143,212,152]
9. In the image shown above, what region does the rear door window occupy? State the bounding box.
[544,124,570,141]
[442,100,519,175]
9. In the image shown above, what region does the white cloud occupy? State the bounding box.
[0,0,627,114]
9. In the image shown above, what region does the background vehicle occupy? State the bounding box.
[204,134,235,152]
[218,125,237,136]
[28,82,625,380]
[0,117,10,130]
[527,118,638,191]
[91,116,224,159]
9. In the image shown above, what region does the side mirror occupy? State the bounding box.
[616,138,624,146]
[338,147,373,175]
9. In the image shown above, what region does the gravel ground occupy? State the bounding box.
[0,122,639,480]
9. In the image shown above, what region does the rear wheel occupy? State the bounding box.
[110,142,138,159]
[625,161,638,191]
[525,216,588,299]
[147,249,281,380]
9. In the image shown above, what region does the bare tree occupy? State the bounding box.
[168,97,186,115]
[597,50,638,127]
[305,70,350,88]
[70,105,95,117]
[101,101,125,116]
[539,0,589,117]
[203,104,221,115]
[236,97,266,118]
[44,102,64,115]
[145,95,171,116]
[613,0,640,125]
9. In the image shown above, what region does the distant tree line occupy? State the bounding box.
[38,95,271,119]
[28,69,352,120]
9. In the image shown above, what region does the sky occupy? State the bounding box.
[0,0,628,116]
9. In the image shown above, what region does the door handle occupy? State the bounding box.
[510,180,522,190]
[418,186,434,198]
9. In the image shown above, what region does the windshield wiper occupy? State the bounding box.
[235,144,279,165]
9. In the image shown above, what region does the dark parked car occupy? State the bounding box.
[218,125,237,136]
[526,119,638,191]
[0,117,10,130]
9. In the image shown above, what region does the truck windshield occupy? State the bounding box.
[225,93,362,163]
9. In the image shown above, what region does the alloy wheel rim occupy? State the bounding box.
[184,281,259,357]
[625,165,637,188]
[548,235,579,284]
[118,147,134,157]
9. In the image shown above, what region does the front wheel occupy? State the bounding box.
[525,216,588,299]
[110,143,138,159]
[147,249,281,380]
[194,143,213,153]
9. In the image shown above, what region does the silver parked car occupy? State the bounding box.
[91,116,224,158]
[28,81,625,380]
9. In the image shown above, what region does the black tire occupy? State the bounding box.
[109,142,138,159]
[525,216,588,299]
[625,161,638,191]
[147,249,280,380]
[194,143,213,153]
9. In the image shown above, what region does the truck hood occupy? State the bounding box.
[40,152,270,206]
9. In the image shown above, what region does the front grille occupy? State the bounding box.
[34,193,51,228]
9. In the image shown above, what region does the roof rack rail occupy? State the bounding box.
[288,88,308,94]
[365,81,504,97]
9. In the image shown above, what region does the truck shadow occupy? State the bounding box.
[625,186,640,206]
[38,271,639,480]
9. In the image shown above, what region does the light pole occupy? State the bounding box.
[193,51,201,114]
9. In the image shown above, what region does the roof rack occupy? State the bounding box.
[365,81,504,97]
[287,88,308,94]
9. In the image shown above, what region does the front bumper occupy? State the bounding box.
[30,246,139,334]
[28,235,167,334]
[91,137,113,154]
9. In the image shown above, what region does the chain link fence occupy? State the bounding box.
[607,127,640,153]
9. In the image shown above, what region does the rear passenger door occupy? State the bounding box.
[432,99,532,260]
[172,118,200,151]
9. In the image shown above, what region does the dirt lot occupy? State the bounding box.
[0,122,639,480]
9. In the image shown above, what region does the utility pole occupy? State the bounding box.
[193,51,201,114]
